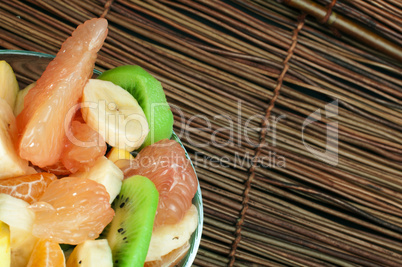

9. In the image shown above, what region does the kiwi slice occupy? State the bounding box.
[104,175,159,266]
[97,65,174,148]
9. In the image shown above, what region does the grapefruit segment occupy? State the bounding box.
[30,177,114,244]
[119,139,198,227]
[42,162,71,176]
[16,18,108,168]
[61,120,107,173]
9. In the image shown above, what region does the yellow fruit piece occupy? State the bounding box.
[13,82,36,116]
[0,194,37,267]
[82,79,149,152]
[0,61,19,110]
[106,147,134,163]
[0,99,35,179]
[27,239,65,267]
[0,221,11,267]
[145,242,190,267]
[10,229,38,267]
[73,156,123,204]
[66,239,113,267]
[146,205,198,262]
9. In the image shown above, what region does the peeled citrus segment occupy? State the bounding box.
[81,79,149,152]
[16,18,108,168]
[146,205,197,262]
[0,98,34,179]
[62,120,107,173]
[0,221,11,267]
[27,239,65,267]
[120,139,198,227]
[0,173,56,204]
[30,177,114,244]
[42,161,71,176]
[0,60,19,110]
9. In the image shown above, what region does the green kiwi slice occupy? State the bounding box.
[97,65,174,148]
[104,175,159,266]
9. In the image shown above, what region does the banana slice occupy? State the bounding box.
[81,79,149,152]
[0,194,37,267]
[66,239,113,267]
[0,194,35,233]
[72,156,123,203]
[0,99,35,179]
[145,205,198,262]
[10,229,38,267]
[0,61,19,110]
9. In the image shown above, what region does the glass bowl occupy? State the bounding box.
[0,49,203,266]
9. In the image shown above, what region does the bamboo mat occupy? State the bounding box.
[1,0,402,266]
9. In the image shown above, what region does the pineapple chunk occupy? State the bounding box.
[106,147,134,163]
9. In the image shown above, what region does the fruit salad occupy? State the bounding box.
[0,18,199,266]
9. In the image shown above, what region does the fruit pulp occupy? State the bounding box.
[62,120,107,173]
[119,139,198,227]
[16,18,108,168]
[27,239,65,267]
[30,177,114,244]
[0,173,56,204]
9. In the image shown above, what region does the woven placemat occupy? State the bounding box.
[1,0,402,266]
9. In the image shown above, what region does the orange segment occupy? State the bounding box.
[0,173,56,204]
[30,177,114,244]
[27,239,65,267]
[16,18,108,168]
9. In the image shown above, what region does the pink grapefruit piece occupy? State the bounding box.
[16,18,108,168]
[42,162,71,176]
[119,139,198,227]
[61,120,107,173]
[30,177,114,245]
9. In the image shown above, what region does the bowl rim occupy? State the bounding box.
[1,49,203,266]
[172,132,203,267]
[0,50,103,76]
[0,49,54,58]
